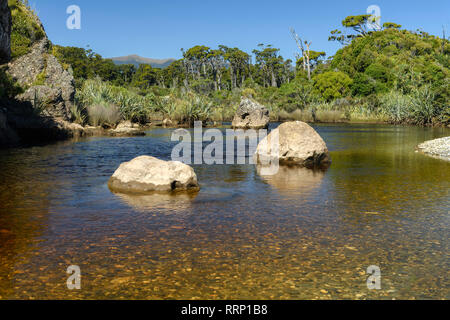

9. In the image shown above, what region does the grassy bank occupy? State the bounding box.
[72,78,447,128]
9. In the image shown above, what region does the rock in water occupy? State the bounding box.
[163,118,177,127]
[232,98,269,129]
[0,0,11,63]
[108,156,200,194]
[110,120,144,136]
[255,121,331,168]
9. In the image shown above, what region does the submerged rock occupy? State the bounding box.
[232,98,269,130]
[416,136,450,161]
[255,121,331,168]
[108,156,200,194]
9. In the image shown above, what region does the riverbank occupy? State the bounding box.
[2,116,449,150]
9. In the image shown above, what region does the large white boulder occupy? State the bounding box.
[255,121,331,168]
[108,156,200,193]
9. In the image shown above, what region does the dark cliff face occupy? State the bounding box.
[0,0,11,63]
[0,1,78,148]
[0,0,13,147]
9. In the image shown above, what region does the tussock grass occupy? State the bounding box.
[87,103,121,127]
[315,110,345,123]
[76,79,155,123]
[70,104,86,125]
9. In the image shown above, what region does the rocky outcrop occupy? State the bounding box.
[0,0,11,63]
[2,108,86,144]
[108,156,200,194]
[255,121,331,168]
[7,38,75,120]
[232,98,269,130]
[0,2,77,148]
[416,136,450,161]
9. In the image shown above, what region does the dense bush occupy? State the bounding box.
[351,73,375,96]
[9,0,45,59]
[378,85,446,125]
[313,71,353,102]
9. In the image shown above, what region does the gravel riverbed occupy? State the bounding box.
[417,136,450,161]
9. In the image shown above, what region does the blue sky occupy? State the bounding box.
[30,0,449,61]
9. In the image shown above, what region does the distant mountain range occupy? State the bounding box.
[110,54,176,69]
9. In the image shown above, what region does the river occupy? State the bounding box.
[0,123,448,299]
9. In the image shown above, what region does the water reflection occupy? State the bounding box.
[0,147,54,298]
[113,192,198,212]
[257,165,326,197]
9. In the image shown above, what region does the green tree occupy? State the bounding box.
[132,64,157,90]
[183,45,211,80]
[253,44,283,87]
[220,45,250,89]
[313,71,353,101]
[165,60,184,88]
[383,22,402,30]
[115,64,136,86]
[329,14,377,45]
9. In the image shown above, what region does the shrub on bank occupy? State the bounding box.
[75,79,156,124]
[0,66,23,98]
[378,86,446,125]
[9,0,46,59]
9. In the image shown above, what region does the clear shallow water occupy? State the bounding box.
[0,123,448,300]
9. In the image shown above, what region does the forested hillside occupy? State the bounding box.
[5,1,450,127]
